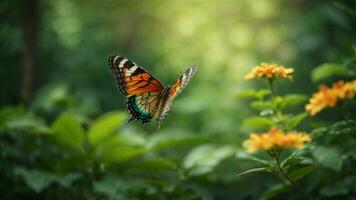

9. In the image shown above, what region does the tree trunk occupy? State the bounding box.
[21,0,38,104]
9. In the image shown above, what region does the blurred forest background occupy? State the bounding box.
[1,0,356,199]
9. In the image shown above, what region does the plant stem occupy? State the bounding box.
[339,102,356,139]
[268,78,276,96]
[274,150,312,200]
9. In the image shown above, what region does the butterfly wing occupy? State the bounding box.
[108,55,164,123]
[156,65,198,128]
[169,65,198,99]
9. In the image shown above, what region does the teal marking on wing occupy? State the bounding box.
[127,96,152,123]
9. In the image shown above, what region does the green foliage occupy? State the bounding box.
[311,63,348,82]
[312,146,343,172]
[183,145,235,176]
[88,111,127,146]
[243,116,275,129]
[285,112,308,130]
[14,167,81,193]
[51,112,85,148]
[1,0,356,199]
[288,165,316,181]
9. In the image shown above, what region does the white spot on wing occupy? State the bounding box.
[128,65,138,73]
[113,56,120,64]
[119,59,128,68]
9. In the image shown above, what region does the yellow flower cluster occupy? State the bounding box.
[244,63,294,81]
[305,80,356,116]
[244,128,311,153]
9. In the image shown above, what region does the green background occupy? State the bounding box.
[1,0,356,199]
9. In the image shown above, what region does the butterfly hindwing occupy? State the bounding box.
[108,55,164,123]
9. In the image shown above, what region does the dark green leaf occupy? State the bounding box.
[286,112,308,130]
[312,146,343,172]
[14,168,81,193]
[311,63,347,82]
[260,184,285,200]
[88,111,127,146]
[320,185,349,197]
[281,151,304,168]
[51,112,85,148]
[14,168,56,193]
[236,167,268,176]
[288,165,316,181]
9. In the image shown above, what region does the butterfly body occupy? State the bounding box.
[108,55,197,128]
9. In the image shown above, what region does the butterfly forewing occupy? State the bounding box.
[108,55,165,123]
[169,65,198,98]
[108,55,164,97]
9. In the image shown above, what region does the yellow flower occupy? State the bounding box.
[244,63,294,81]
[305,80,356,116]
[244,128,311,153]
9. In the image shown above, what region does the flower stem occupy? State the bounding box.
[268,78,276,96]
[274,150,312,200]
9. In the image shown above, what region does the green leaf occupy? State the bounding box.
[242,116,274,129]
[236,167,268,176]
[94,175,148,199]
[14,168,56,193]
[286,112,308,130]
[311,63,347,82]
[5,116,51,135]
[312,146,343,172]
[0,106,50,134]
[250,101,274,111]
[51,112,85,148]
[281,151,303,168]
[236,151,272,166]
[279,94,307,110]
[238,89,270,100]
[93,176,128,199]
[288,165,316,181]
[14,168,81,193]
[88,111,127,146]
[55,173,82,187]
[260,184,285,200]
[184,145,235,176]
[99,146,147,163]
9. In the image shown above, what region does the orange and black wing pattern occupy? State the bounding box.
[156,65,198,128]
[107,55,164,97]
[108,55,164,123]
[169,65,198,99]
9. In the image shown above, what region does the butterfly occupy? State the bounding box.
[107,55,197,129]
